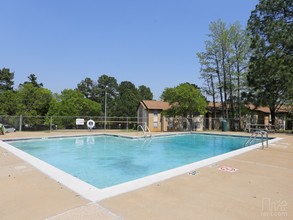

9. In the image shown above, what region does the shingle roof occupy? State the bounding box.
[246,104,290,113]
[140,100,170,110]
[208,102,290,113]
[207,102,223,109]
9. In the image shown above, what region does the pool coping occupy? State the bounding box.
[0,133,282,202]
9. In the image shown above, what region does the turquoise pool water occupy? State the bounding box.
[8,134,258,188]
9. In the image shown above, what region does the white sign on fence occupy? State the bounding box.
[76,118,85,125]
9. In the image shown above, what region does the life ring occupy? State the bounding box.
[87,120,95,129]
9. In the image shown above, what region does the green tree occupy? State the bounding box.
[115,81,140,117]
[138,85,153,100]
[96,74,118,117]
[161,83,207,117]
[14,83,53,130]
[76,77,99,101]
[247,0,293,125]
[0,90,19,115]
[21,74,44,88]
[0,68,14,91]
[47,89,101,128]
[197,20,250,122]
[48,89,101,116]
[17,83,53,116]
[229,22,250,123]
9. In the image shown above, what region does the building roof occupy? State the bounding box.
[246,104,290,113]
[139,100,170,110]
[207,102,223,109]
[208,101,291,113]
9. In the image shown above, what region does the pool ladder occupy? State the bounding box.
[137,124,152,138]
[245,130,268,149]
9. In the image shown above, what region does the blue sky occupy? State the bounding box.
[1,0,258,100]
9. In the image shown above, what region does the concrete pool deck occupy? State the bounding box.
[0,130,292,219]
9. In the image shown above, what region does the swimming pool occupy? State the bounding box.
[8,133,260,189]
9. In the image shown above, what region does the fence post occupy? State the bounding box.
[19,115,22,131]
[127,117,129,132]
[50,116,52,132]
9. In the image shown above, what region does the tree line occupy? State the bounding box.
[0,70,154,119]
[0,68,207,121]
[197,0,293,126]
[197,20,250,124]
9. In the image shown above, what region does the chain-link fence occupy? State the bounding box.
[201,117,293,132]
[1,115,292,133]
[0,115,146,132]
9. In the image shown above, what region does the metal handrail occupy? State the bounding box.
[137,125,146,137]
[245,130,268,149]
[137,123,152,138]
[144,123,152,137]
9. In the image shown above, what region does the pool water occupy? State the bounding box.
[8,134,258,188]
